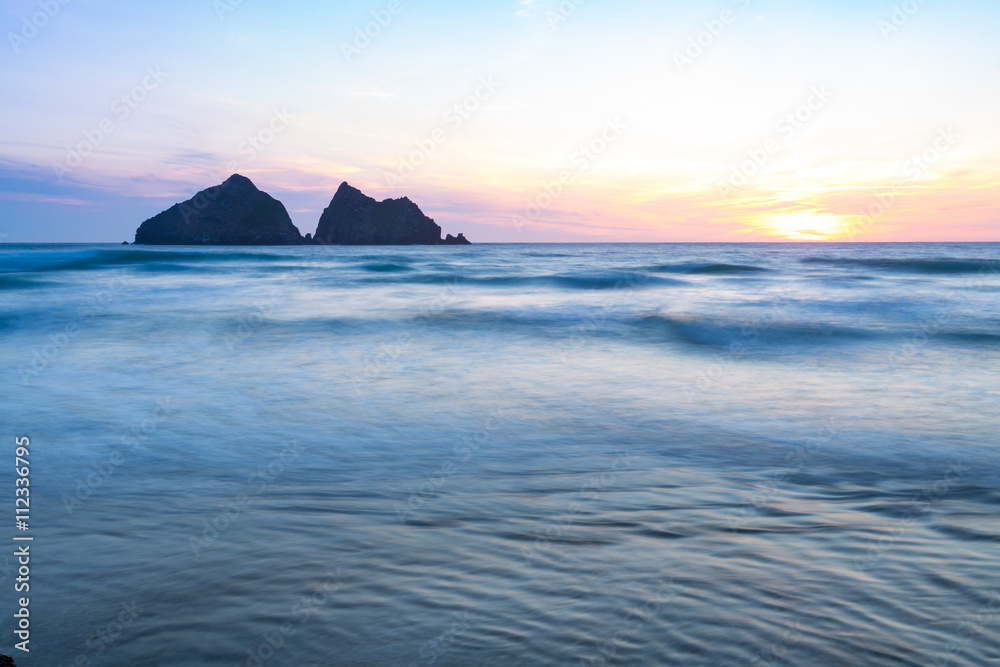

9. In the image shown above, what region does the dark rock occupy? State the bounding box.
[122,241,129,245]
[304,233,312,243]
[134,174,303,245]
[442,233,470,245]
[314,182,469,245]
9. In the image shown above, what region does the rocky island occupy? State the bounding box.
[134,175,470,245]
[134,174,303,245]
[314,182,469,245]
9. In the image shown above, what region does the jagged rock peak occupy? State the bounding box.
[134,174,303,246]
[314,183,469,246]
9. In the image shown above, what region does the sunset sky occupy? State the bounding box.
[1,0,998,242]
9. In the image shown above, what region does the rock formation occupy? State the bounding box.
[133,176,471,246]
[134,174,303,245]
[313,182,469,245]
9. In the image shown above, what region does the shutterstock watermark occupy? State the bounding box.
[7,0,72,54]
[341,0,403,62]
[52,66,168,179]
[716,84,833,199]
[511,116,627,232]
[383,75,499,186]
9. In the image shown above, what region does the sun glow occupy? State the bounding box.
[751,212,850,241]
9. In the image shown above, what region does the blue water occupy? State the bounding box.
[1,242,998,666]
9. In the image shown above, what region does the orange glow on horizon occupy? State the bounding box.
[745,211,851,241]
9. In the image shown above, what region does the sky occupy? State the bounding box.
[0,0,998,243]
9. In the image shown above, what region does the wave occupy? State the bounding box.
[644,263,769,274]
[0,275,50,290]
[175,308,1000,354]
[408,310,581,331]
[632,313,877,348]
[632,313,1000,351]
[549,272,682,289]
[8,248,298,273]
[268,310,875,347]
[803,257,999,275]
[359,262,413,273]
[356,254,419,263]
[268,308,999,354]
[942,331,1000,345]
[361,271,684,290]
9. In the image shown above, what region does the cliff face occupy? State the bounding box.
[314,183,449,245]
[134,174,303,245]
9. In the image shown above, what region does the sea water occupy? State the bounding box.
[1,242,998,666]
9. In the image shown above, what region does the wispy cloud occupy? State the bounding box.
[0,192,96,206]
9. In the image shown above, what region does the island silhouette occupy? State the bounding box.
[133,174,470,246]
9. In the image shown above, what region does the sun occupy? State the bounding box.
[750,212,849,241]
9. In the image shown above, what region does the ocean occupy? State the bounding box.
[1,242,998,666]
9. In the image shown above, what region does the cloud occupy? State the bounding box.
[0,192,96,206]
